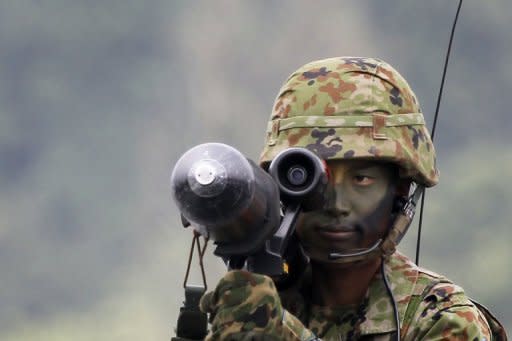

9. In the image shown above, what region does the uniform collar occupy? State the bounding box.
[283,252,423,336]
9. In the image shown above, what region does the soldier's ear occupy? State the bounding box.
[392,180,411,213]
[396,179,411,198]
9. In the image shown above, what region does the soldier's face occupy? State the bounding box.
[296,160,397,261]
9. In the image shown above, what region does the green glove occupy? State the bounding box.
[200,270,318,340]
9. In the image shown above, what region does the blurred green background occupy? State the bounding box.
[1,1,510,339]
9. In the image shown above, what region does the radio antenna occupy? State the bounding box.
[415,0,463,265]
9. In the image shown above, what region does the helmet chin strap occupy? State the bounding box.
[311,184,424,264]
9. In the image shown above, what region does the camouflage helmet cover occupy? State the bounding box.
[259,57,439,187]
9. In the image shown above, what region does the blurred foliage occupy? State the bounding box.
[0,1,510,339]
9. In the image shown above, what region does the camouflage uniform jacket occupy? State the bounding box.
[200,252,506,340]
[279,251,505,340]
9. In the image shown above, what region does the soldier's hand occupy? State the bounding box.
[199,270,317,340]
[199,270,283,338]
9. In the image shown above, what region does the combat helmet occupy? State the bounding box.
[260,57,438,187]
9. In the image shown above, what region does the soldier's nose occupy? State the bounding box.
[324,186,350,217]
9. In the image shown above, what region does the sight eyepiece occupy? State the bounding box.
[268,148,328,211]
[287,165,308,187]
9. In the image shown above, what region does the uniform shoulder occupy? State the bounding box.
[388,253,495,340]
[387,251,452,298]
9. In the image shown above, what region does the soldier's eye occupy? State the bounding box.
[353,175,375,186]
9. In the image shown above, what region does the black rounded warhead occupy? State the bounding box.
[170,143,281,256]
[170,143,254,227]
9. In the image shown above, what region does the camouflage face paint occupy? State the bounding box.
[296,160,397,262]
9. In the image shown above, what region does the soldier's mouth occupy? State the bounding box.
[316,224,357,241]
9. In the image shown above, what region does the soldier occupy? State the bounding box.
[199,57,506,340]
